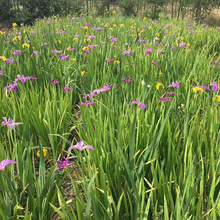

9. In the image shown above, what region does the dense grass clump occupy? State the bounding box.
[0,14,220,219]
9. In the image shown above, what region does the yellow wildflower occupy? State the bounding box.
[120,24,125,28]
[144,17,147,20]
[104,24,108,28]
[0,31,3,35]
[213,95,220,102]
[58,40,61,44]
[82,46,89,51]
[114,60,120,64]
[0,56,7,62]
[149,26,152,30]
[22,43,30,49]
[113,10,116,14]
[155,33,160,37]
[73,38,78,42]
[81,71,85,76]
[156,83,164,90]
[84,26,88,30]
[109,28,113,31]
[37,149,48,157]
[187,42,190,47]
[72,58,76,62]
[12,23,17,27]
[193,87,204,94]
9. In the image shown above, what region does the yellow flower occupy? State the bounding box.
[22,43,30,49]
[37,149,48,157]
[213,95,220,102]
[120,24,125,28]
[114,60,120,64]
[155,33,160,37]
[0,31,3,35]
[113,10,116,14]
[113,24,117,28]
[66,25,68,27]
[159,70,162,76]
[84,26,88,30]
[180,36,184,41]
[87,38,91,42]
[73,38,78,42]
[104,24,108,28]
[82,46,89,51]
[71,58,76,62]
[58,40,61,44]
[144,17,147,20]
[187,42,190,47]
[109,28,113,31]
[149,26,152,29]
[0,56,7,62]
[81,71,85,76]
[67,47,70,51]
[193,87,204,94]
[156,83,164,90]
[18,36,22,41]
[12,23,17,27]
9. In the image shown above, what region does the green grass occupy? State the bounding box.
[0,13,219,219]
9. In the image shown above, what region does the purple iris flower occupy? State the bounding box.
[105,59,114,62]
[138,39,146,44]
[163,90,176,96]
[15,75,29,83]
[193,17,197,20]
[29,76,37,82]
[59,54,69,61]
[210,82,219,92]
[211,61,220,66]
[152,61,160,65]
[1,117,23,130]
[189,30,198,34]
[0,159,17,170]
[122,76,132,83]
[131,98,147,110]
[87,35,96,40]
[94,28,104,32]
[167,81,179,88]
[78,101,95,106]
[12,50,23,55]
[91,84,111,96]
[52,50,63,54]
[108,36,118,42]
[68,141,94,151]
[41,43,49,47]
[217,26,220,31]
[4,83,18,92]
[123,49,133,56]
[55,157,74,172]
[159,96,172,102]
[87,45,98,49]
[6,58,17,64]
[51,79,60,85]
[179,42,186,47]
[63,86,73,93]
[158,50,164,54]
[145,47,153,55]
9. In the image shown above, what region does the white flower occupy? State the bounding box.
[141,80,145,86]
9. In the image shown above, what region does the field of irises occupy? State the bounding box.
[0,13,220,219]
